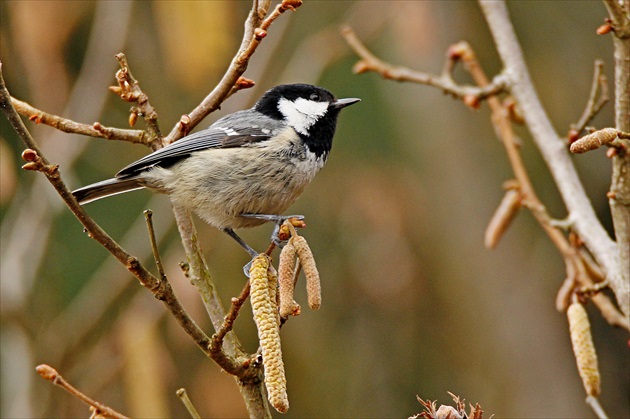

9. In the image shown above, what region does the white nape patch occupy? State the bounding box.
[217,127,239,136]
[278,97,328,135]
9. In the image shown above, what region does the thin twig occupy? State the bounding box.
[9,96,147,144]
[211,280,251,357]
[570,60,609,137]
[342,21,628,331]
[163,0,301,145]
[176,388,202,419]
[341,26,507,103]
[478,0,626,318]
[454,42,628,331]
[111,53,163,149]
[36,364,129,419]
[0,64,214,358]
[144,210,166,281]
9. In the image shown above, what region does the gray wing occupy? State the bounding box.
[116,112,281,179]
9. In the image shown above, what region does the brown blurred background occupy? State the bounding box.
[1,1,627,418]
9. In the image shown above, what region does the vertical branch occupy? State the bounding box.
[171,206,245,359]
[602,0,630,320]
[477,0,626,318]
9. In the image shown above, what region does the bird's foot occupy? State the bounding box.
[241,213,305,248]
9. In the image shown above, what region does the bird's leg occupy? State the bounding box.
[240,213,304,247]
[223,227,258,257]
[223,228,260,277]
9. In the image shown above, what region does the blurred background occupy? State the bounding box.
[1,1,628,418]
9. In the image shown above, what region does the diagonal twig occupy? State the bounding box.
[163,0,302,145]
[0,63,216,364]
[570,59,609,138]
[36,364,129,419]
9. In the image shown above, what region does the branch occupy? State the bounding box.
[452,43,628,330]
[36,364,128,419]
[602,0,630,324]
[10,96,148,145]
[341,26,508,103]
[602,0,630,37]
[477,0,627,318]
[110,53,163,149]
[0,63,214,360]
[176,388,201,419]
[342,18,629,329]
[569,59,609,138]
[163,0,302,144]
[210,280,251,357]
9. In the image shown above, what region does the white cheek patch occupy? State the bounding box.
[278,97,328,135]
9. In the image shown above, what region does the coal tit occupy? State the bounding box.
[73,84,360,256]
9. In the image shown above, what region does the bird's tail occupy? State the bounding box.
[72,178,145,204]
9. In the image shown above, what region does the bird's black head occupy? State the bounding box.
[255,84,360,158]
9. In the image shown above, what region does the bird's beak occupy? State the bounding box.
[330,97,361,109]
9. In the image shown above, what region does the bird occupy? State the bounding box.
[73,83,360,260]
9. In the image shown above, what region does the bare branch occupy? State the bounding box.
[176,388,202,419]
[478,0,626,318]
[144,210,167,282]
[0,65,214,359]
[36,364,128,419]
[10,97,147,144]
[111,53,162,149]
[602,0,630,325]
[163,0,302,145]
[602,0,630,37]
[569,59,609,137]
[211,280,251,357]
[341,26,508,103]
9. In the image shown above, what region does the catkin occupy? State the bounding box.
[484,188,521,249]
[278,242,301,317]
[292,236,321,310]
[567,302,601,397]
[267,264,280,326]
[249,254,289,413]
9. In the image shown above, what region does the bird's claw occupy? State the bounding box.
[241,213,304,248]
[243,258,253,278]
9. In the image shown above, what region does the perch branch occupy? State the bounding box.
[210,280,251,360]
[0,63,216,360]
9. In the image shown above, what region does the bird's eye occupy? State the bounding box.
[309,93,320,101]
